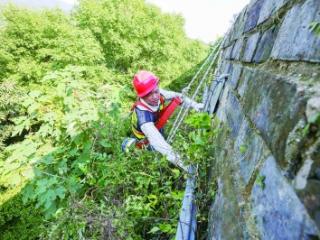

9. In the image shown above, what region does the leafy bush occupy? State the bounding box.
[0,5,103,83]
[0,80,24,154]
[0,193,44,240]
[0,1,216,239]
[74,0,208,85]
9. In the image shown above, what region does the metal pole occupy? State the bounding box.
[176,166,197,240]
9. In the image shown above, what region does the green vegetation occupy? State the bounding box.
[255,175,266,190]
[239,144,248,154]
[309,22,320,36]
[0,0,221,239]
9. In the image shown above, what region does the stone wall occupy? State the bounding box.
[205,0,320,239]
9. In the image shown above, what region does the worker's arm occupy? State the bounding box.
[160,88,204,111]
[140,122,189,172]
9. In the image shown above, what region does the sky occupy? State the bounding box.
[0,0,251,43]
[146,0,250,43]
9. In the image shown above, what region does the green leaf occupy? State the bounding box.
[42,154,54,165]
[21,167,34,179]
[159,223,174,233]
[309,22,320,36]
[55,186,66,199]
[239,144,247,154]
[148,226,160,234]
[29,90,42,98]
[57,159,68,174]
[35,179,49,195]
[256,175,266,190]
[171,168,180,178]
[309,112,320,124]
[99,139,111,148]
[22,184,35,203]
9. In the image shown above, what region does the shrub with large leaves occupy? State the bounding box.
[74,0,208,85]
[0,5,104,83]
[0,1,214,239]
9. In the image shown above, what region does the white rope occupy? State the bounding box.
[167,41,222,143]
[166,42,221,141]
[183,42,222,96]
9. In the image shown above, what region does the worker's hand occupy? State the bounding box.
[167,152,189,172]
[192,103,204,112]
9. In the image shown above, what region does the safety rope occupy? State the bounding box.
[171,41,223,240]
[166,43,221,143]
[167,40,222,143]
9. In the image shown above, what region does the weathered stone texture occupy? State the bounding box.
[231,38,244,60]
[224,44,234,60]
[251,156,320,239]
[257,0,291,24]
[253,25,278,63]
[298,179,320,229]
[208,177,249,240]
[271,0,320,63]
[233,119,267,185]
[225,63,243,89]
[207,0,320,238]
[238,68,306,165]
[223,9,248,47]
[243,32,261,62]
[244,0,265,32]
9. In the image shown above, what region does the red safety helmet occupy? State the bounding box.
[133,70,159,97]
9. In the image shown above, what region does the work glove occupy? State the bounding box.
[191,102,204,112]
[183,96,204,112]
[167,152,189,173]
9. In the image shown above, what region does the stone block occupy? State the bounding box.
[244,0,265,32]
[233,120,269,185]
[216,89,270,185]
[297,179,320,229]
[243,32,261,62]
[271,0,320,63]
[258,0,291,25]
[231,38,244,60]
[253,25,279,63]
[251,156,319,239]
[219,60,232,76]
[222,31,232,48]
[224,44,234,60]
[206,76,227,114]
[230,64,241,89]
[216,85,229,121]
[226,63,243,89]
[228,9,248,44]
[237,68,307,166]
[237,67,254,99]
[208,176,247,239]
[223,91,245,138]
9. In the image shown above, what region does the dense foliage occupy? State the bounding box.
[0,0,219,239]
[74,0,206,85]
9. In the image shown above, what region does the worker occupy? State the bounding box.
[122,70,204,172]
